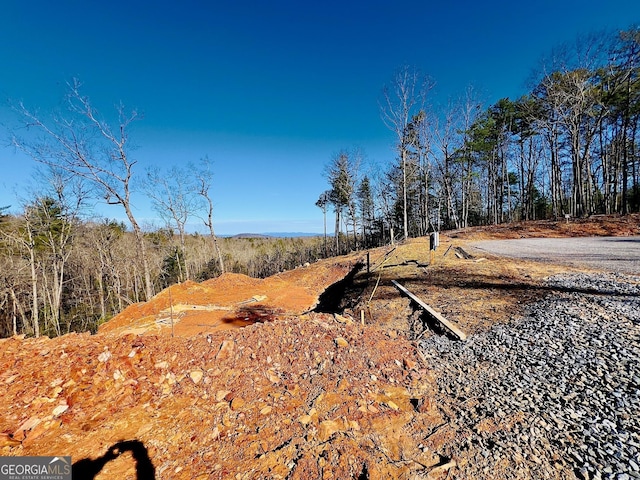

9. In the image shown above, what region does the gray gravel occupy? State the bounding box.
[419,272,640,479]
[470,236,640,274]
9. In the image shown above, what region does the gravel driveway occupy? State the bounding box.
[433,237,640,478]
[470,236,640,274]
[420,272,640,479]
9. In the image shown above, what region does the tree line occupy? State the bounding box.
[0,201,326,338]
[319,27,640,245]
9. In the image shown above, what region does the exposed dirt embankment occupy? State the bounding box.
[447,213,640,240]
[99,254,362,337]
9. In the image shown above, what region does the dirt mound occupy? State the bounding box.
[99,255,361,337]
[201,272,264,289]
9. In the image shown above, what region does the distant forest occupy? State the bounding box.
[1,27,638,338]
[321,27,640,243]
[0,217,327,338]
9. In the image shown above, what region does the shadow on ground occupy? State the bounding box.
[72,440,155,480]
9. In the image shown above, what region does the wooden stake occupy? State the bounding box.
[169,286,175,338]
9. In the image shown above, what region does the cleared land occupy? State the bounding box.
[470,236,640,274]
[0,215,638,479]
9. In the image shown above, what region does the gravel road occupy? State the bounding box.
[420,272,640,479]
[470,236,640,274]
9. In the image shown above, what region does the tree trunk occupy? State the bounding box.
[402,149,409,240]
[334,209,340,254]
[26,227,39,338]
[424,166,430,233]
[9,288,27,336]
[122,203,154,300]
[323,205,327,256]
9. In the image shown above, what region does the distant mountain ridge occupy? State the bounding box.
[228,233,270,239]
[264,232,323,238]
[226,232,323,239]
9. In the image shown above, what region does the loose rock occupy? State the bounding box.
[420,272,640,479]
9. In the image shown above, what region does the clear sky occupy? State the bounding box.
[1,0,638,234]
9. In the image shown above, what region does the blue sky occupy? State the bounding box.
[1,0,638,234]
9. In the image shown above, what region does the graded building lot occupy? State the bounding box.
[1,215,638,479]
[470,236,640,274]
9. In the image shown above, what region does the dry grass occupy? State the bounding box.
[345,214,639,337]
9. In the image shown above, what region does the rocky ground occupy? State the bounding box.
[0,314,442,479]
[419,272,640,480]
[1,214,639,479]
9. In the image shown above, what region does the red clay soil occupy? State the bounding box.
[99,255,362,337]
[2,253,451,479]
[448,213,640,240]
[1,316,443,479]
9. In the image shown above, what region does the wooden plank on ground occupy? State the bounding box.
[454,246,474,259]
[391,280,467,341]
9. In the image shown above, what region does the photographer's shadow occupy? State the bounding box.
[72,439,155,480]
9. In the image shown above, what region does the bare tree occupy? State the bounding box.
[0,207,33,336]
[0,169,86,337]
[458,86,484,228]
[430,101,463,229]
[380,66,434,239]
[405,109,434,235]
[530,32,613,217]
[194,157,225,275]
[0,253,30,337]
[10,79,154,300]
[35,172,84,335]
[537,69,606,216]
[145,165,198,281]
[346,148,363,247]
[0,215,38,337]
